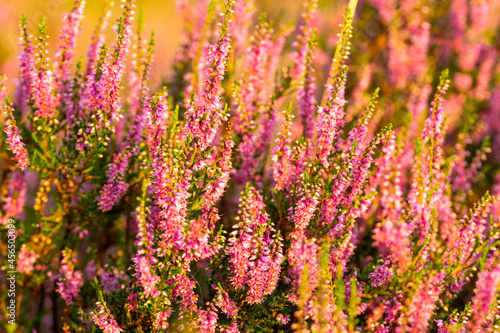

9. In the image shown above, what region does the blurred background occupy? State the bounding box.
[0,0,348,90]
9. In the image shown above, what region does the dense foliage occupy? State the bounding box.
[1,0,500,332]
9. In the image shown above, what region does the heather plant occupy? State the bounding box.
[1,0,500,332]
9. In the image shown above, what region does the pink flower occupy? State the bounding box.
[276,313,291,325]
[100,269,124,294]
[197,303,219,333]
[184,1,234,150]
[54,0,86,93]
[214,285,238,318]
[16,17,36,114]
[90,300,123,333]
[97,180,130,212]
[400,273,445,333]
[154,310,172,330]
[316,68,347,168]
[467,257,500,332]
[17,244,37,274]
[291,0,318,139]
[171,274,198,312]
[57,249,84,305]
[32,22,58,119]
[1,170,28,224]
[3,101,29,170]
[369,261,394,287]
[287,230,319,295]
[290,179,320,230]
[227,185,268,288]
[271,106,295,190]
[145,96,191,251]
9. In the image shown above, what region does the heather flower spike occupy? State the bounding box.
[271,103,295,190]
[86,0,113,75]
[54,0,86,107]
[184,0,234,151]
[91,294,123,333]
[322,5,355,104]
[32,19,58,119]
[96,31,156,211]
[16,16,36,114]
[57,248,84,305]
[202,118,235,214]
[3,99,29,170]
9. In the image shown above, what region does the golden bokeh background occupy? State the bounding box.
[0,0,347,91]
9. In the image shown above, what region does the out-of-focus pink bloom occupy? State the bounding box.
[17,244,37,274]
[368,0,397,23]
[291,0,318,139]
[230,0,255,57]
[85,260,97,281]
[0,74,7,109]
[57,249,84,305]
[86,0,112,75]
[1,170,28,224]
[467,256,500,331]
[316,68,347,168]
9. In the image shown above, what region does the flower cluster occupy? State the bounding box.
[1,0,500,331]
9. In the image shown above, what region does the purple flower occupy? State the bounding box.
[100,268,124,294]
[227,185,268,289]
[145,96,191,251]
[287,230,319,295]
[369,261,394,288]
